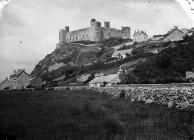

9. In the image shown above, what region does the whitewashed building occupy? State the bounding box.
[0,69,31,90]
[89,74,120,87]
[89,67,123,87]
[133,30,148,42]
[112,48,133,58]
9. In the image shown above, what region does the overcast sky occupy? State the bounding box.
[0,0,193,82]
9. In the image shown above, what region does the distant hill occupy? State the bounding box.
[120,35,194,84]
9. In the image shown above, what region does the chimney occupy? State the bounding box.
[174,26,178,29]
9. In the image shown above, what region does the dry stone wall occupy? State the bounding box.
[54,84,194,110]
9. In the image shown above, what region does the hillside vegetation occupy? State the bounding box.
[31,38,153,83]
[120,35,194,84]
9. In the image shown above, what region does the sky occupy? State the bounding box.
[0,0,193,82]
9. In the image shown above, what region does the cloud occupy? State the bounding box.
[0,0,193,82]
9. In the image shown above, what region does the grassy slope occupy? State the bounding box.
[0,91,194,140]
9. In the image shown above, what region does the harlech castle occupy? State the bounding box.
[58,19,131,43]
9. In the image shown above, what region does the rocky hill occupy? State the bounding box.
[31,37,163,84]
[31,38,135,81]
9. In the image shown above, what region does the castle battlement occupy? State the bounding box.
[59,19,131,43]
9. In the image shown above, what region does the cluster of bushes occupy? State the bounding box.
[121,35,194,84]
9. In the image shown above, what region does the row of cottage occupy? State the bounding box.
[112,26,194,59]
[133,26,193,43]
[0,69,42,90]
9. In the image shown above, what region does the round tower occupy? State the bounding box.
[59,26,69,43]
[89,21,103,42]
[59,29,66,43]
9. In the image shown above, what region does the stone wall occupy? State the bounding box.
[54,84,194,110]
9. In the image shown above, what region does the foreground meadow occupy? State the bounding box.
[0,90,194,140]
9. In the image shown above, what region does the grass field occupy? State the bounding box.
[0,90,194,140]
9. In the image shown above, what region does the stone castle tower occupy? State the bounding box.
[58,19,131,44]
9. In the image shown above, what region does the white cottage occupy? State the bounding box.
[9,69,31,90]
[0,69,31,90]
[89,67,123,87]
[112,48,133,58]
[133,30,148,42]
[89,74,120,87]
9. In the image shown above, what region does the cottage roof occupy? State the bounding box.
[133,30,148,36]
[10,70,30,79]
[17,71,30,78]
[89,74,118,84]
[162,28,184,39]
[180,28,189,35]
[0,79,8,86]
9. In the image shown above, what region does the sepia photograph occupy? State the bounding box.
[0,0,194,139]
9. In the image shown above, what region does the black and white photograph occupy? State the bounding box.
[0,0,194,139]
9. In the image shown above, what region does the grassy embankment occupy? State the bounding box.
[0,90,194,140]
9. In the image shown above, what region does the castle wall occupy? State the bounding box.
[59,19,131,43]
[102,28,124,39]
[66,28,90,43]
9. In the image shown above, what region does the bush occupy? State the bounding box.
[121,35,194,84]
